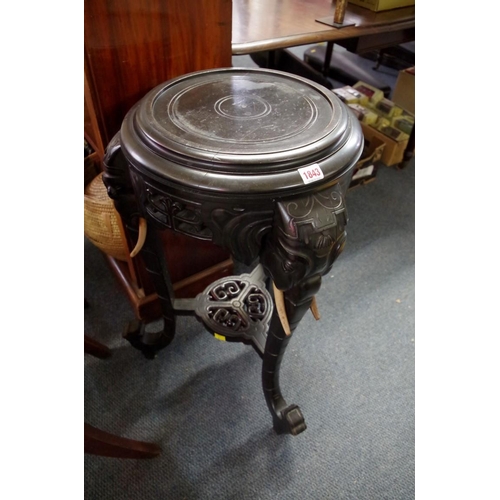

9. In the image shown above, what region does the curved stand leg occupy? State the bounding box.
[262,276,321,435]
[103,134,176,359]
[260,185,349,435]
[262,313,302,434]
[123,225,177,359]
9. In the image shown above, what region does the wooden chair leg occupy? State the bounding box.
[84,423,161,458]
[84,335,112,359]
[84,330,161,458]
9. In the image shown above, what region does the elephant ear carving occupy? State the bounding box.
[261,186,349,291]
[101,132,140,222]
[102,133,127,199]
[211,208,274,265]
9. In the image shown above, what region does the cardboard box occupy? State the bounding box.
[360,122,408,167]
[347,103,378,126]
[392,114,414,135]
[392,67,415,115]
[353,81,384,104]
[333,86,369,106]
[348,0,415,12]
[349,135,386,188]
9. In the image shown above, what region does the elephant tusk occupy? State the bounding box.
[130,217,147,258]
[272,282,291,336]
[310,296,321,321]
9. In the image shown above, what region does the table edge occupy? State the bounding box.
[232,19,415,55]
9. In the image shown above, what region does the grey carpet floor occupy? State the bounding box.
[84,158,415,499]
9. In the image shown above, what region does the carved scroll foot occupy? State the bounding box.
[280,405,307,436]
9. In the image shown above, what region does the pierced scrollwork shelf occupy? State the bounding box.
[174,265,272,354]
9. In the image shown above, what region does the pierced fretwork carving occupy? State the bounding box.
[194,265,272,348]
[130,173,214,240]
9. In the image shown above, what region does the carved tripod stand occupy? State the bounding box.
[103,68,363,436]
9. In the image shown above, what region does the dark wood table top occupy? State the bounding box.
[232,0,415,54]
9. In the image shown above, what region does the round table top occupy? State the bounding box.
[120,68,363,195]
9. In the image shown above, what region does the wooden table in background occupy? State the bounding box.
[232,0,415,55]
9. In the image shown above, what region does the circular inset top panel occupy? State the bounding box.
[120,68,363,194]
[142,71,337,156]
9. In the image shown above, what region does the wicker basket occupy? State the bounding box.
[84,173,128,261]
